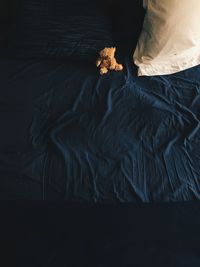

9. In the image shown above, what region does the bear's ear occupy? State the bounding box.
[100,48,107,57]
[111,47,116,53]
[99,48,104,53]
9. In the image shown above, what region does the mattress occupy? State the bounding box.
[1,57,200,202]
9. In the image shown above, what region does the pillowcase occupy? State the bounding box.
[134,0,200,76]
[6,0,113,61]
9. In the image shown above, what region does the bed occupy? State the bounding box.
[1,0,200,266]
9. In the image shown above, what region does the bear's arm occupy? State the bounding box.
[96,58,102,67]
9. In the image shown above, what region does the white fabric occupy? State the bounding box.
[134,0,200,76]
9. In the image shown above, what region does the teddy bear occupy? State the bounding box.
[96,47,123,75]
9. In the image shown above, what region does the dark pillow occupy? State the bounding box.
[109,0,145,54]
[6,0,113,61]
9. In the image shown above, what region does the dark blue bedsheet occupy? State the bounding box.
[1,57,200,202]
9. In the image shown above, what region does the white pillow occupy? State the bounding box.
[134,0,200,76]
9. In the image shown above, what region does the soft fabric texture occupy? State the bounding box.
[6,0,113,61]
[134,0,200,76]
[1,57,200,202]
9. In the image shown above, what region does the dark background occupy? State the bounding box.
[0,0,16,50]
[1,201,200,267]
[0,0,16,22]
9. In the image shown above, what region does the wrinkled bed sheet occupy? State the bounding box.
[1,58,200,201]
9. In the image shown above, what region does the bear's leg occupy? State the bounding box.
[115,63,123,71]
[100,67,108,75]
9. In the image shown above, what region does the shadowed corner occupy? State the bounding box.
[107,0,146,57]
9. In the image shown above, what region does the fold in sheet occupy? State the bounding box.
[0,58,200,201]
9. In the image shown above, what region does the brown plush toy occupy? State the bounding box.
[96,47,123,75]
